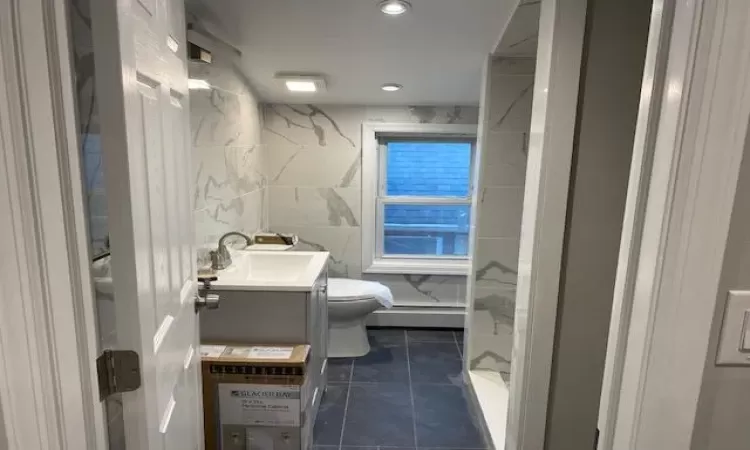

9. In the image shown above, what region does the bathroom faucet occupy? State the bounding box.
[211,231,253,270]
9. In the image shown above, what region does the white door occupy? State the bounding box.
[89,0,203,449]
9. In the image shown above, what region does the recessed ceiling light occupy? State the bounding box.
[188,79,211,90]
[381,83,403,92]
[285,81,318,92]
[379,0,410,16]
[275,73,327,94]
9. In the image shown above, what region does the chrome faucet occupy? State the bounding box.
[211,231,253,270]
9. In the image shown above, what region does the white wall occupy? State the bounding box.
[0,403,6,450]
[263,104,478,307]
[691,136,750,450]
[543,0,651,447]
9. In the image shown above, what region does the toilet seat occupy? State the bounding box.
[327,278,382,302]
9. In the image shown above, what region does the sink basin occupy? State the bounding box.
[212,250,329,291]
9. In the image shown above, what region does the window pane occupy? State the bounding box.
[383,204,470,256]
[386,141,472,197]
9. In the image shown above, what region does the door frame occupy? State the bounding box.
[0,0,104,448]
[595,0,673,445]
[504,0,588,448]
[597,0,750,448]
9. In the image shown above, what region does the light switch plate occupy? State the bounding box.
[717,290,750,365]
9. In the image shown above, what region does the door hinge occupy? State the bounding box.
[96,350,142,400]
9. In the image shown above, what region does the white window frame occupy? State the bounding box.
[362,122,478,275]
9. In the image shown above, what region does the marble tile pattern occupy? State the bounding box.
[494,1,542,57]
[190,54,267,245]
[314,328,485,450]
[468,57,535,379]
[264,105,479,306]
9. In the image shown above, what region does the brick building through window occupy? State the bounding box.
[382,141,473,256]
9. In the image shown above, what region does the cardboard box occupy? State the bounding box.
[201,344,312,450]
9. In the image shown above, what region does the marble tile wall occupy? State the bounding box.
[468,57,535,380]
[263,105,479,306]
[190,53,267,246]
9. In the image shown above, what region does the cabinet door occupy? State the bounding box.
[306,287,319,406]
[319,276,329,362]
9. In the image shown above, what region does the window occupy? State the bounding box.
[362,123,477,275]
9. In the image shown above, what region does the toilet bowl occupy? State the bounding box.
[327,278,394,358]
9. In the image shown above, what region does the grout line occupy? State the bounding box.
[346,380,457,386]
[453,331,463,359]
[404,330,419,450]
[337,362,355,450]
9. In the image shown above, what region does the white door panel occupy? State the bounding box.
[91,0,202,448]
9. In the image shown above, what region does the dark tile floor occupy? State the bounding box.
[314,328,485,450]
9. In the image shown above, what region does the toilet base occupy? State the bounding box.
[328,319,371,358]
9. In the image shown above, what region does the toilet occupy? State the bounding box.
[327,278,394,358]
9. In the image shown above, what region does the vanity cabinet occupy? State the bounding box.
[308,275,329,406]
[200,267,329,424]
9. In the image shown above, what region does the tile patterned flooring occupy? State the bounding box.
[314,328,485,450]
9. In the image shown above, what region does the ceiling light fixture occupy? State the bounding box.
[381,83,403,92]
[285,81,318,92]
[188,79,211,90]
[275,73,327,94]
[379,0,411,16]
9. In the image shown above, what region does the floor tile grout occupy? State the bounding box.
[404,330,419,450]
[315,446,486,450]
[345,381,462,386]
[319,329,480,450]
[337,362,355,450]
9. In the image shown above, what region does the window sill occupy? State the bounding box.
[363,258,470,276]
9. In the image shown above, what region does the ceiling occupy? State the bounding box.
[186,0,513,105]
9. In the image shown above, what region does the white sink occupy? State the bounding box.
[212,250,329,291]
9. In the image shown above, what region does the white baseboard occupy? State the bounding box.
[366,307,466,328]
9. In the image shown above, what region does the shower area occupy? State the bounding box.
[467,55,535,384]
[463,1,539,441]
